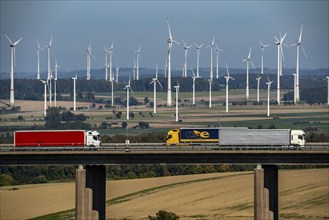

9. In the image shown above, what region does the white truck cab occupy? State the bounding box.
[291,130,306,147]
[86,130,102,147]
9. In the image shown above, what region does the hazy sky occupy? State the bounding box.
[1,0,328,74]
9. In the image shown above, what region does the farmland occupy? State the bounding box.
[0,169,328,220]
[1,89,328,139]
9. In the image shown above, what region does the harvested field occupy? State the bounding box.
[0,169,328,220]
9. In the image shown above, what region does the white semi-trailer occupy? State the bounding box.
[166,127,306,147]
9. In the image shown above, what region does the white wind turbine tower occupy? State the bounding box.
[207,35,215,79]
[191,69,199,105]
[292,73,297,103]
[124,77,134,120]
[273,31,288,105]
[208,78,212,108]
[194,42,204,78]
[36,40,44,80]
[266,75,273,117]
[54,61,60,107]
[182,40,192,77]
[215,44,223,79]
[86,43,95,80]
[133,60,137,80]
[174,83,180,122]
[111,75,115,107]
[241,46,255,100]
[326,76,329,106]
[108,41,114,82]
[256,74,262,103]
[41,80,47,117]
[46,36,53,81]
[135,46,141,80]
[4,33,24,107]
[115,65,119,83]
[166,19,180,107]
[164,59,167,78]
[291,23,307,103]
[258,39,270,75]
[150,65,163,114]
[104,46,110,81]
[72,74,77,111]
[224,63,235,113]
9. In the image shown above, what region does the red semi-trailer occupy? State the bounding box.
[14,130,101,147]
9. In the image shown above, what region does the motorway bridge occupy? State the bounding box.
[1,145,328,220]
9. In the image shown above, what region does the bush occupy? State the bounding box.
[0,174,14,186]
[32,175,49,184]
[148,210,180,220]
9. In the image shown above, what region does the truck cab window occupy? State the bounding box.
[298,135,303,140]
[93,135,98,141]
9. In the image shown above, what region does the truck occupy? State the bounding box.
[14,130,101,148]
[166,127,306,147]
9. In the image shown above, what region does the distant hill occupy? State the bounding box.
[0,67,328,80]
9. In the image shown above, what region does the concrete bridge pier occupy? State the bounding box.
[254,164,278,220]
[76,165,106,220]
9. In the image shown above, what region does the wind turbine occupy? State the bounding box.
[72,74,77,111]
[40,80,48,117]
[124,77,134,120]
[166,18,180,107]
[224,63,235,113]
[36,40,44,80]
[258,39,270,74]
[241,46,255,100]
[86,43,95,80]
[208,78,212,108]
[207,35,215,79]
[191,69,199,105]
[291,23,307,103]
[135,46,141,80]
[273,31,288,105]
[215,44,223,79]
[194,42,204,78]
[256,74,262,103]
[266,75,273,117]
[326,76,329,106]
[149,65,163,114]
[54,61,60,107]
[182,40,192,77]
[174,82,180,122]
[4,33,24,107]
[115,65,119,83]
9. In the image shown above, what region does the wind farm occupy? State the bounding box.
[0,2,328,219]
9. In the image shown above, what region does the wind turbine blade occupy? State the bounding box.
[191,68,195,77]
[248,46,252,59]
[299,23,303,43]
[250,59,256,69]
[225,63,230,76]
[281,31,288,42]
[157,80,163,89]
[182,40,187,48]
[130,87,134,95]
[14,36,24,46]
[258,38,264,47]
[211,35,215,46]
[111,41,114,49]
[301,45,308,59]
[200,42,204,48]
[49,36,53,47]
[173,40,180,45]
[272,34,280,43]
[3,33,14,44]
[167,19,173,40]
